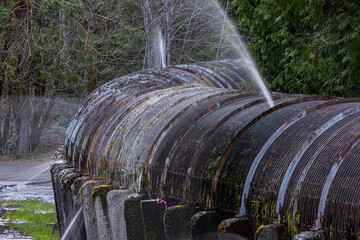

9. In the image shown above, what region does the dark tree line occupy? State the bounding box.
[230,0,360,97]
[0,0,236,155]
[1,0,358,155]
[0,0,145,155]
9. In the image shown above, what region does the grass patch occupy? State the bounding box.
[1,199,59,240]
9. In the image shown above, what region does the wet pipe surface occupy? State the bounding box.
[64,59,360,238]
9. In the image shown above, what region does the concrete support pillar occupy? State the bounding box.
[92,185,114,240]
[51,164,72,236]
[164,204,195,240]
[70,176,89,240]
[106,189,131,240]
[124,193,147,240]
[80,180,100,240]
[293,231,326,240]
[218,217,253,240]
[59,171,83,240]
[72,176,89,209]
[140,199,167,240]
[62,169,82,223]
[255,224,285,240]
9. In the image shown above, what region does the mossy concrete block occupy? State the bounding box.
[92,185,114,240]
[70,176,89,240]
[293,231,326,240]
[124,193,147,240]
[62,169,82,223]
[218,217,253,240]
[106,189,131,240]
[80,180,100,240]
[140,199,167,240]
[59,171,82,240]
[51,163,68,235]
[50,163,73,236]
[164,204,195,240]
[72,176,89,209]
[255,224,285,240]
[190,210,222,239]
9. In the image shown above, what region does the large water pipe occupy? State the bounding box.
[61,59,360,239]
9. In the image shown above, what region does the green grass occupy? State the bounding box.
[1,199,59,240]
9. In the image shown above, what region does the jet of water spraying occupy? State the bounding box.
[209,0,274,107]
[156,26,166,68]
[24,165,51,185]
[61,207,83,240]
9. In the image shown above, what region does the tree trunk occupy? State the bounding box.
[59,0,68,53]
[0,106,11,153]
[19,96,31,155]
[164,0,173,66]
[142,0,155,69]
[30,97,54,151]
[83,12,97,95]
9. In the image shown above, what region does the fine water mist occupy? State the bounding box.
[154,0,274,107]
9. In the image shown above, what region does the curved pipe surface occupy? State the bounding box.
[65,59,360,238]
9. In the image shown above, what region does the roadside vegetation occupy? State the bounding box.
[1,0,359,158]
[1,199,59,240]
[230,0,360,97]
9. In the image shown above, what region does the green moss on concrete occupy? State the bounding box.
[91,185,114,200]
[255,225,264,236]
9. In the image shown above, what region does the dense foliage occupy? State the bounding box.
[231,0,360,97]
[1,0,359,155]
[0,0,144,155]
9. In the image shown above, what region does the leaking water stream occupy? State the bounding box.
[0,162,55,204]
[154,0,274,107]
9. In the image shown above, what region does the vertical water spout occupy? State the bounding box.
[156,26,166,68]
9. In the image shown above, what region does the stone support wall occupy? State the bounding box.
[51,162,330,240]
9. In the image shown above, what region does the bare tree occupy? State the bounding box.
[140,0,155,69]
[136,0,234,66]
[164,0,174,65]
[216,0,229,60]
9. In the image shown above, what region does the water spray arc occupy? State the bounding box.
[61,207,84,240]
[151,0,274,107]
[24,164,51,185]
[208,0,274,107]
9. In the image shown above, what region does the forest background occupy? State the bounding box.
[0,0,359,156]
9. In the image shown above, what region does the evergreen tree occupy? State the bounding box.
[231,0,360,97]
